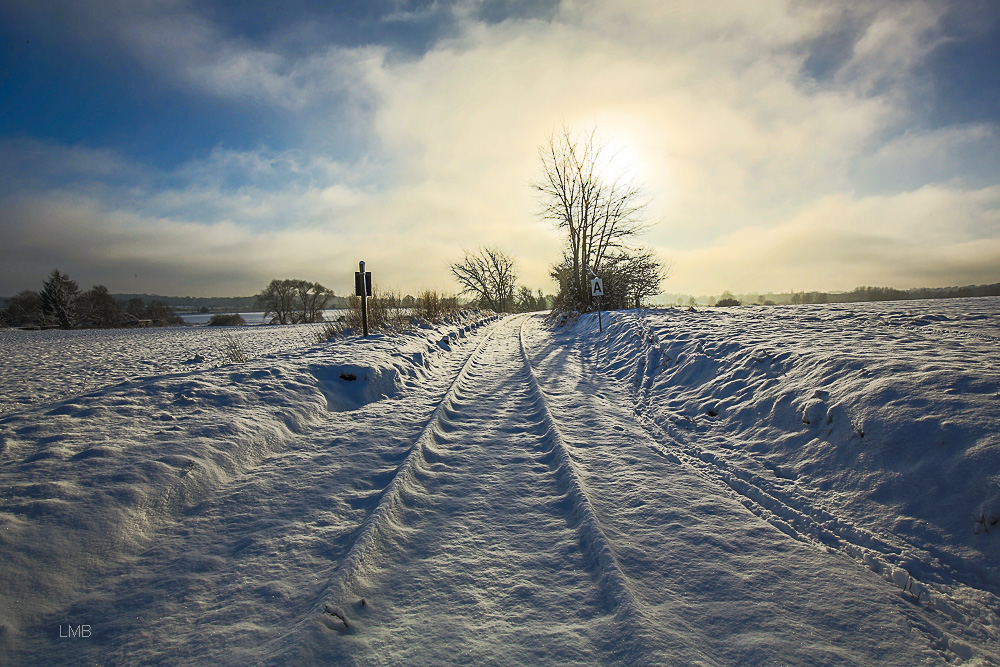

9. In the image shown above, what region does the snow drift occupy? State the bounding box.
[568,297,1000,660]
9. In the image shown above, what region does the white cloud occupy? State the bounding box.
[837,1,948,93]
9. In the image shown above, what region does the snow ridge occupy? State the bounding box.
[584,306,1000,664]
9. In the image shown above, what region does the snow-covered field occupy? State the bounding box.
[0,323,334,414]
[179,309,350,325]
[1,298,998,665]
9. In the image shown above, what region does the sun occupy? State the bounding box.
[593,137,646,186]
[563,113,666,199]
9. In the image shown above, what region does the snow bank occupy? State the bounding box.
[569,297,1000,651]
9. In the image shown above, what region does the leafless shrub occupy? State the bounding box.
[314,321,346,343]
[344,288,411,333]
[419,290,442,321]
[375,288,408,329]
[221,332,248,364]
[417,290,462,322]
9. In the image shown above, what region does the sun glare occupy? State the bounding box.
[570,113,656,188]
[594,138,646,186]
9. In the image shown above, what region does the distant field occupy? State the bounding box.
[0,322,333,414]
[178,309,350,325]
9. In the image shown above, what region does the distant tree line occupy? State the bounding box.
[788,283,1000,305]
[0,269,185,329]
[676,282,1000,307]
[123,294,261,312]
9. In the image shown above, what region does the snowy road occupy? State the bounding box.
[2,310,994,665]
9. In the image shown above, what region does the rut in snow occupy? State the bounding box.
[307,317,508,625]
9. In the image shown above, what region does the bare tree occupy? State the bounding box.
[294,280,334,323]
[257,278,334,324]
[255,279,299,324]
[78,285,126,328]
[533,124,648,309]
[450,246,517,313]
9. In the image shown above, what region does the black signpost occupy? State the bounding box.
[355,261,372,337]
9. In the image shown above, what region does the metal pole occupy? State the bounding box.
[359,260,368,337]
[598,297,603,332]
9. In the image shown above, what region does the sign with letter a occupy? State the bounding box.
[591,277,604,297]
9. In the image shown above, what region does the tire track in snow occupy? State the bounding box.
[612,311,1000,663]
[273,315,678,665]
[515,316,677,664]
[302,316,509,630]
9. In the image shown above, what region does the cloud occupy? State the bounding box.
[2,0,998,298]
[669,185,1000,294]
[356,2,904,255]
[852,124,1000,191]
[0,191,370,296]
[834,1,949,92]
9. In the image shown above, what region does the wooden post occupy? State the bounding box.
[359,260,368,337]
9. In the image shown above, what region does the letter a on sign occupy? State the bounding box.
[591,277,604,297]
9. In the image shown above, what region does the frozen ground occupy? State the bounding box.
[1,298,998,665]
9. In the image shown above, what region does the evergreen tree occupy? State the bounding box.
[39,269,79,329]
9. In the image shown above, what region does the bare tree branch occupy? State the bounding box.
[532,123,654,309]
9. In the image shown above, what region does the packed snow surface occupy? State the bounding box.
[1,298,998,665]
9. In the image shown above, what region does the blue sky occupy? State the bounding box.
[1,0,998,298]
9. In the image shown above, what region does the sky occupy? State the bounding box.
[1,0,999,299]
